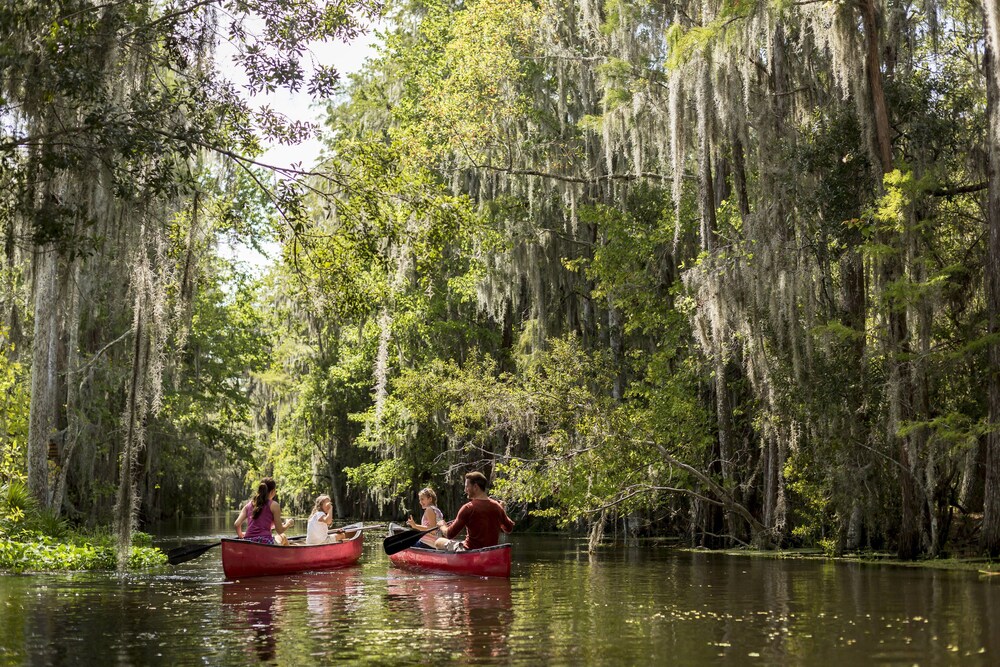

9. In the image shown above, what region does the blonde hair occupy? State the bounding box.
[311,494,332,515]
[418,487,437,504]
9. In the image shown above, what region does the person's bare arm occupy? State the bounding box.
[496,499,515,533]
[234,506,248,538]
[406,506,432,530]
[271,501,293,534]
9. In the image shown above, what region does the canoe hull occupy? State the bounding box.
[389,543,511,578]
[221,535,363,579]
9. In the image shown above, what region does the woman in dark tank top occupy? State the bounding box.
[234,477,294,545]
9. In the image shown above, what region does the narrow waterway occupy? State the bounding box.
[0,514,997,665]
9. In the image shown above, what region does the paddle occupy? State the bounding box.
[166,541,222,565]
[383,522,448,556]
[331,522,383,532]
[306,522,386,540]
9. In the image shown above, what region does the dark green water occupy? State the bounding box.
[0,514,997,665]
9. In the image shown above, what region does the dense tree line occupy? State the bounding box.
[3,0,999,562]
[256,0,1000,558]
[0,0,379,565]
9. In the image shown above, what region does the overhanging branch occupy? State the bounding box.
[472,160,675,185]
[584,484,723,515]
[927,182,987,197]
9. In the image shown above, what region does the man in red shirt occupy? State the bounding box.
[436,471,514,552]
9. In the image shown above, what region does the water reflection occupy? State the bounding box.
[221,579,283,662]
[303,568,366,628]
[1,524,1000,665]
[220,568,366,663]
[385,571,514,662]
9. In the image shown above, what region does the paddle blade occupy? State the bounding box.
[383,527,435,556]
[166,541,221,565]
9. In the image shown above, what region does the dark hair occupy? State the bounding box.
[252,477,276,519]
[418,487,437,504]
[465,471,488,491]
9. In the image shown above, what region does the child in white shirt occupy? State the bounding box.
[306,494,335,544]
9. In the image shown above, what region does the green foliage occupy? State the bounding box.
[784,453,832,547]
[79,0,992,560]
[0,0,391,545]
[346,458,410,494]
[0,537,165,573]
[0,480,37,537]
[873,169,915,232]
[665,0,754,71]
[0,478,162,571]
[344,328,710,526]
[581,187,678,336]
[147,240,274,516]
[381,0,537,162]
[0,335,28,484]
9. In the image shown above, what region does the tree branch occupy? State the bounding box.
[650,441,767,538]
[926,182,987,197]
[70,328,133,380]
[472,161,675,185]
[584,484,724,515]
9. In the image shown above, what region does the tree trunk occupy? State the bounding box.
[911,273,933,554]
[839,246,869,546]
[859,0,921,558]
[27,245,59,507]
[608,296,624,401]
[861,0,894,173]
[713,150,730,211]
[959,434,986,514]
[3,211,23,347]
[756,22,791,546]
[326,439,347,518]
[730,130,751,220]
[982,2,1000,555]
[715,358,733,486]
[51,258,81,514]
[763,433,778,532]
[696,60,716,252]
[115,315,146,568]
[588,509,607,552]
[890,308,920,559]
[846,501,864,551]
[840,250,866,358]
[714,355,741,544]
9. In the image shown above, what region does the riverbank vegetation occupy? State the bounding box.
[2,0,1000,569]
[0,480,164,572]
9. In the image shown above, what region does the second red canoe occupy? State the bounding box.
[386,524,511,578]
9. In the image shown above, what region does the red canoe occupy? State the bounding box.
[388,542,512,578]
[221,532,363,579]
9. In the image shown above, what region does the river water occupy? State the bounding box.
[0,514,997,665]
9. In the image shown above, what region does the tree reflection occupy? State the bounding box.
[302,568,366,626]
[222,578,285,663]
[220,567,366,663]
[385,571,514,661]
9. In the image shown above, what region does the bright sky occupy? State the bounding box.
[218,25,382,272]
[250,28,377,168]
[253,31,381,171]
